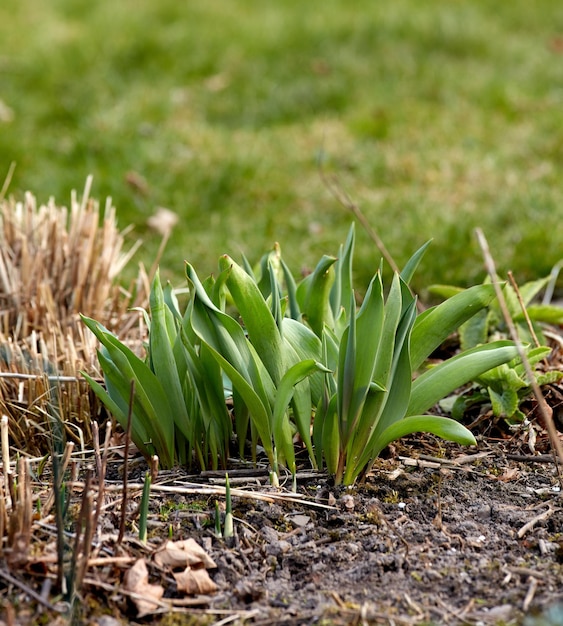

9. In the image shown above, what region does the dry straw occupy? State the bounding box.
[0,176,149,454]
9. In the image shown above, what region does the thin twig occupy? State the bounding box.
[507,271,541,349]
[317,154,400,273]
[118,380,135,544]
[522,577,539,613]
[0,161,16,203]
[63,480,337,510]
[0,568,66,613]
[517,505,557,538]
[476,228,563,491]
[0,372,92,382]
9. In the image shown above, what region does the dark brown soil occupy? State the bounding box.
[4,437,563,626]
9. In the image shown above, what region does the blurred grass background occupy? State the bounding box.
[1,0,563,295]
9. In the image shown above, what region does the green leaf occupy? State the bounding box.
[477,363,527,391]
[459,309,490,351]
[407,341,520,416]
[337,275,385,441]
[272,359,328,474]
[330,223,355,322]
[81,315,176,466]
[149,271,192,441]
[517,304,563,325]
[400,240,432,285]
[411,284,498,370]
[427,284,465,299]
[321,394,340,476]
[219,254,286,385]
[297,255,337,337]
[371,415,476,460]
[281,257,301,321]
[517,276,550,307]
[489,386,519,418]
[186,264,277,464]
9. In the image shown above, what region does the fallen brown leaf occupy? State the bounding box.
[173,566,217,595]
[123,558,164,618]
[154,538,216,570]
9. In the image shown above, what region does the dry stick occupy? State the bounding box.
[517,505,556,539]
[65,481,337,510]
[522,577,539,613]
[0,161,16,203]
[475,228,563,490]
[0,372,89,383]
[0,568,65,613]
[318,159,427,313]
[68,468,94,598]
[318,164,400,274]
[91,421,109,539]
[118,380,135,544]
[1,415,12,510]
[147,229,172,284]
[507,271,542,350]
[75,469,97,593]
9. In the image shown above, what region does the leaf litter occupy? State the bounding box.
[1,429,563,625]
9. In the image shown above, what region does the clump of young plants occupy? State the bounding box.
[83,224,521,485]
[430,275,563,425]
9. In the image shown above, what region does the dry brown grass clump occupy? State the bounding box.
[0,176,150,454]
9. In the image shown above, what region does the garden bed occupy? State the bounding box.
[4,434,563,626]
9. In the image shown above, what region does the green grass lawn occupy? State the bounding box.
[2,0,563,294]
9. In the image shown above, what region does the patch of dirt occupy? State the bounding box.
[4,439,563,626]
[200,448,563,625]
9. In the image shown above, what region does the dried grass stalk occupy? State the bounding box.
[0,177,150,454]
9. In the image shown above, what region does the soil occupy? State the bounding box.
[4,435,563,626]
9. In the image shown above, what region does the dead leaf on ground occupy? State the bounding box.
[154,538,216,569]
[174,566,217,595]
[498,467,520,482]
[123,558,164,618]
[153,539,217,596]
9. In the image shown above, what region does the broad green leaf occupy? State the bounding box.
[81,316,176,465]
[321,394,340,476]
[400,239,432,285]
[149,271,191,441]
[297,255,337,337]
[407,341,520,416]
[427,284,465,299]
[370,415,477,461]
[477,363,527,391]
[489,387,519,417]
[517,304,563,325]
[411,284,498,370]
[190,302,274,463]
[537,370,563,385]
[268,261,284,333]
[330,224,355,322]
[163,281,183,323]
[518,276,550,307]
[186,263,274,400]
[347,301,416,483]
[459,309,490,351]
[343,275,385,434]
[219,254,286,385]
[281,257,301,321]
[272,359,328,474]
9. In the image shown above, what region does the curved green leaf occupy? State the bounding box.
[407,340,519,416]
[371,415,476,459]
[219,255,286,385]
[297,255,337,337]
[400,239,432,285]
[411,284,498,370]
